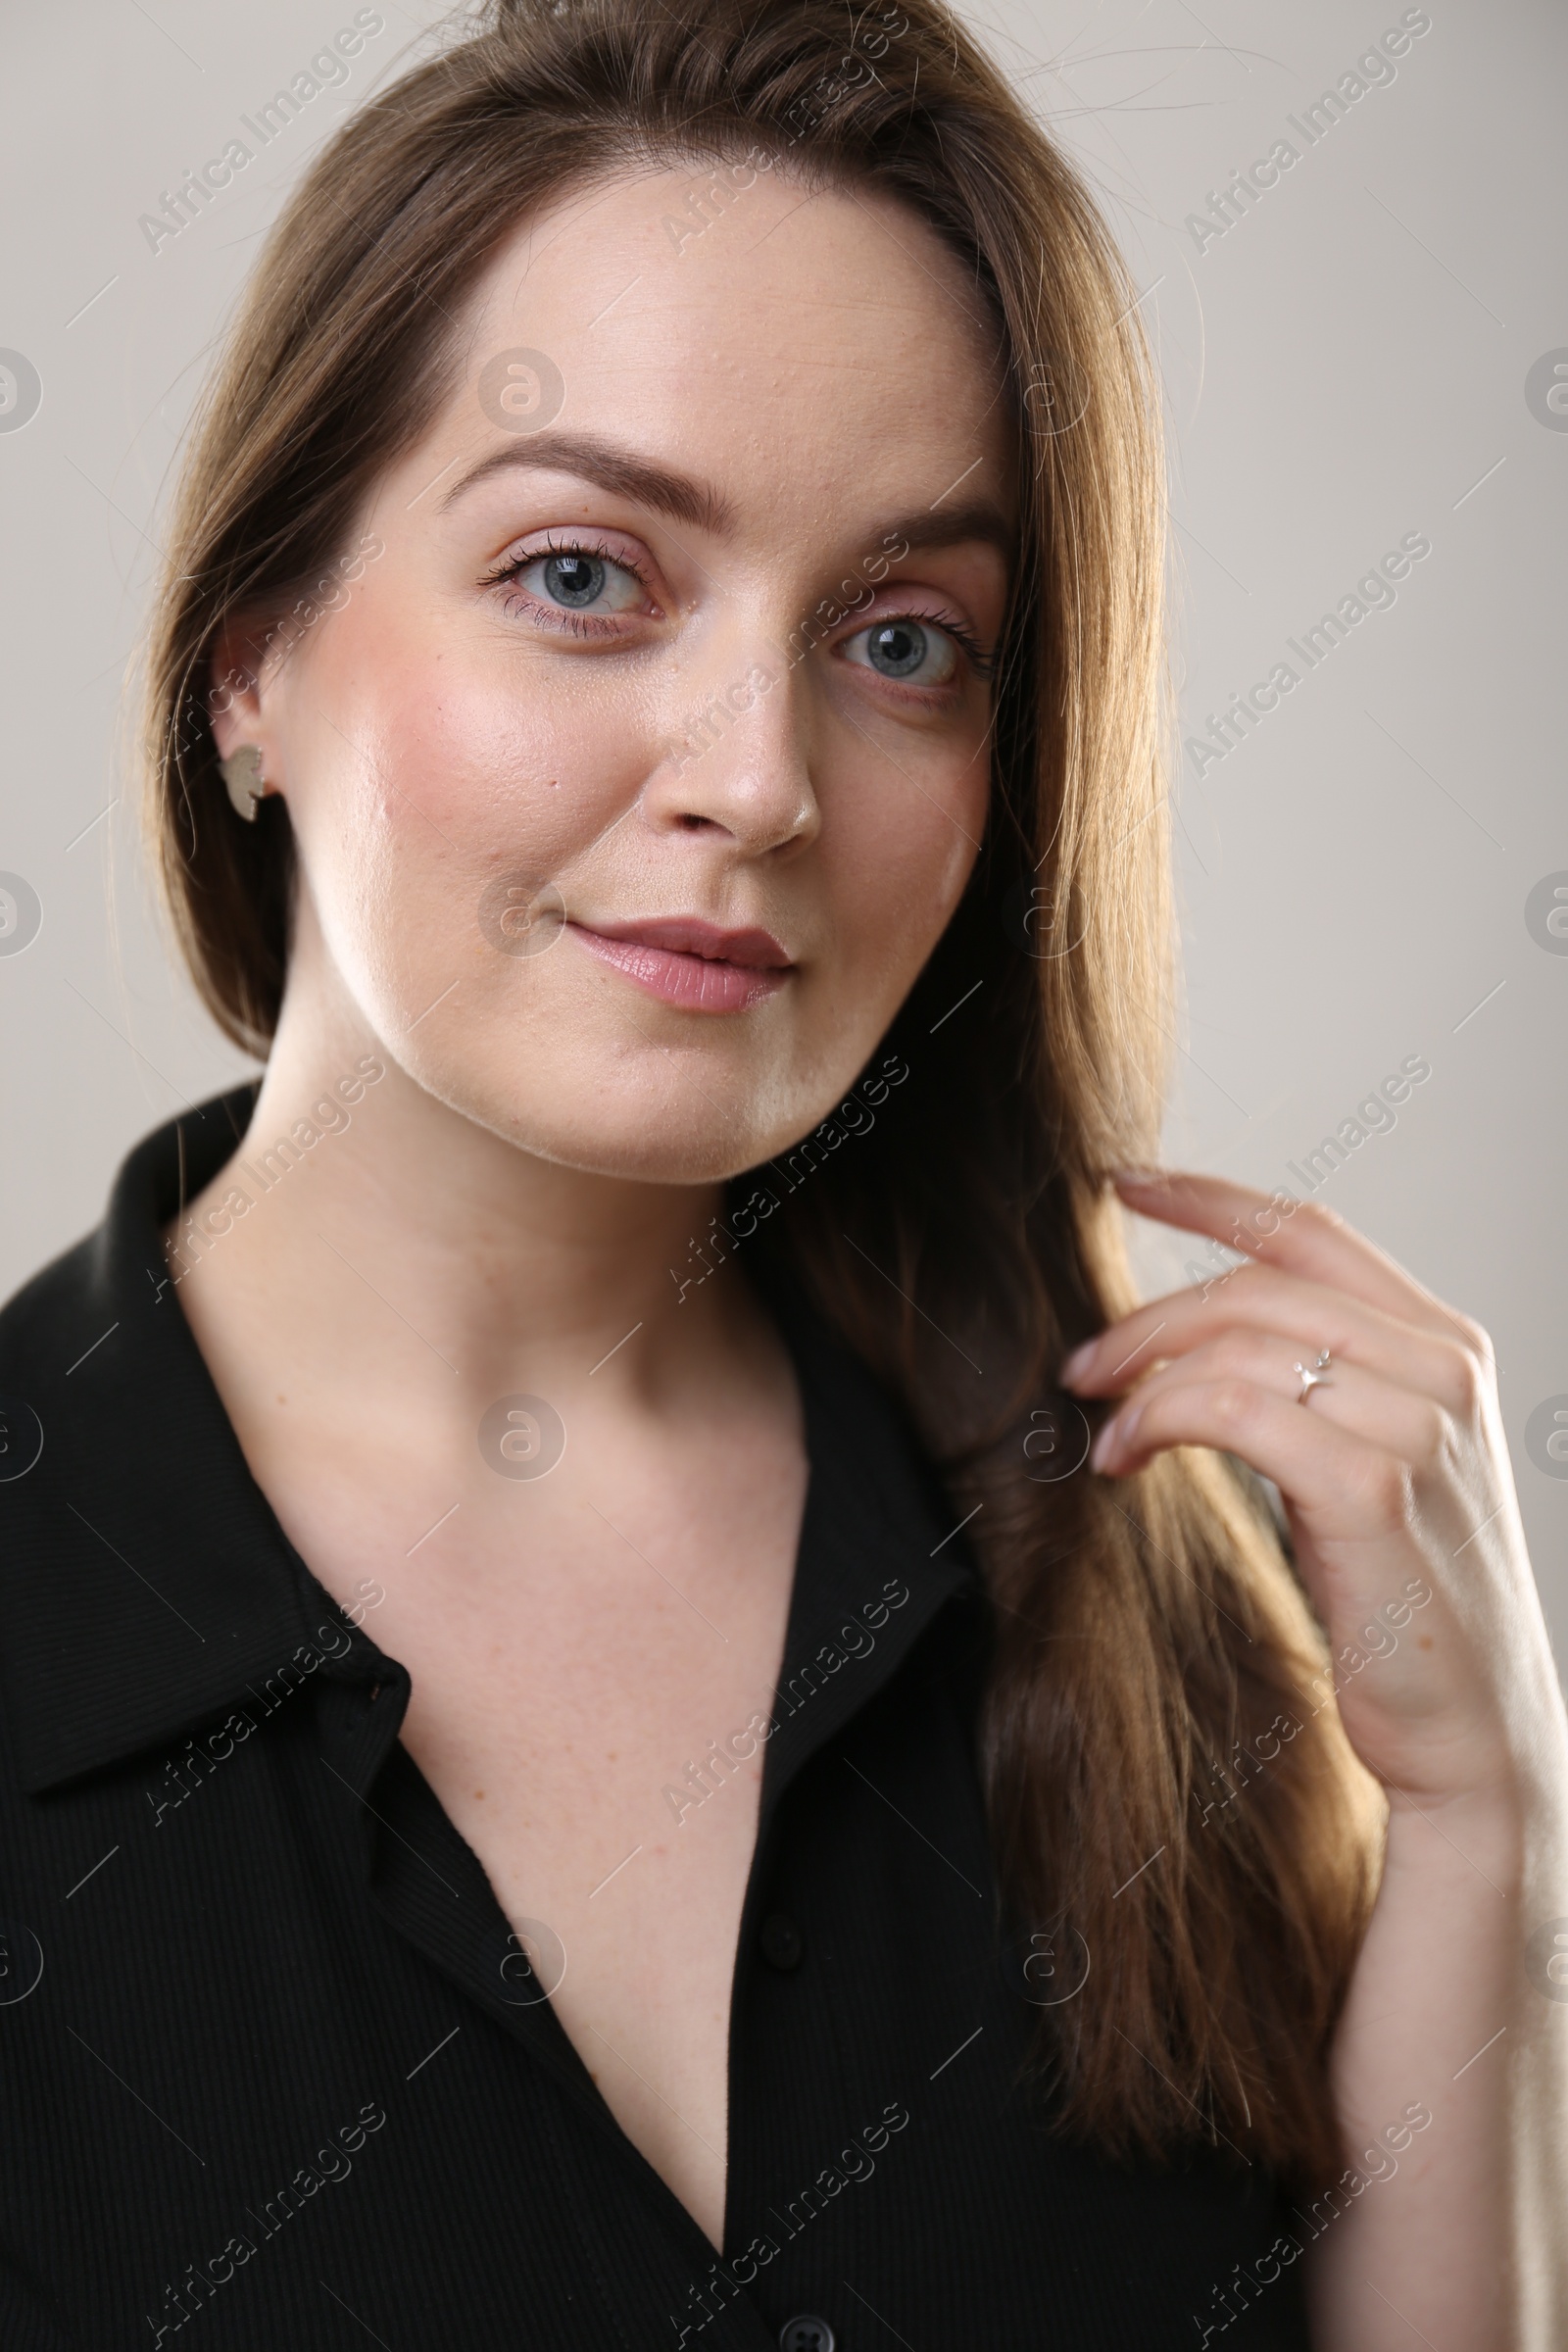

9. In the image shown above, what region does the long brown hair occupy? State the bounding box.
[141,0,1383,2186]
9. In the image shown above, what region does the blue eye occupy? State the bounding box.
[510,547,647,614]
[542,553,605,607]
[843,617,958,686]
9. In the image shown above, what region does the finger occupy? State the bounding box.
[1091,1371,1409,1544]
[1099,1327,1452,1474]
[1110,1169,1484,1349]
[1063,1263,1485,1421]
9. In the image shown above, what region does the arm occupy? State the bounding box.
[1061,1172,1568,2350]
[1314,1777,1568,2348]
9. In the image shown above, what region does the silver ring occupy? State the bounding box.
[1294,1348,1332,1404]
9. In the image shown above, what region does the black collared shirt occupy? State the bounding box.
[0,1096,1308,2349]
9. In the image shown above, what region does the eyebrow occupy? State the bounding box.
[439,431,737,537]
[440,431,1014,565]
[887,502,1015,563]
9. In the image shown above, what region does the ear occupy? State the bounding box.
[205,614,279,769]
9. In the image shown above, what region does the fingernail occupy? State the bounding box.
[1114,1166,1165,1188]
[1061,1343,1093,1385]
[1092,1407,1140,1472]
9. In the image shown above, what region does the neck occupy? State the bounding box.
[168,981,766,1433]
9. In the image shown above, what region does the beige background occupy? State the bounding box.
[1,1,1564,1660]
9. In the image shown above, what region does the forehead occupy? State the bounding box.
[425,162,1012,528]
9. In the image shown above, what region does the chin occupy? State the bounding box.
[418,1058,798,1190]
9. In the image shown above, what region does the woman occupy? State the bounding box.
[0,0,1561,2343]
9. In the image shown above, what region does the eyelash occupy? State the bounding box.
[482,532,657,638]
[483,534,993,685]
[891,607,995,684]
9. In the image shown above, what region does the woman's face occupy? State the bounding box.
[217,164,1013,1183]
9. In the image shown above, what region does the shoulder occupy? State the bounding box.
[0,1229,104,1480]
[1,1085,257,1471]
[1,1220,104,1345]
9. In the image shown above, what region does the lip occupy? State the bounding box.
[566,914,793,1013]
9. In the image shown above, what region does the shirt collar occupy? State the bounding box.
[720,1258,984,1840]
[0,1087,360,1794]
[0,1095,978,1798]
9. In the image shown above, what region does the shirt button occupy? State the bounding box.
[779,2320,836,2352]
[759,1913,804,1971]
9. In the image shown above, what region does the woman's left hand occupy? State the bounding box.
[1059,1170,1565,1816]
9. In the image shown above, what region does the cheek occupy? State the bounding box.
[933,821,976,914]
[823,748,984,994]
[305,624,652,998]
[378,664,637,860]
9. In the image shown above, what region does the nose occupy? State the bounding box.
[640,648,819,858]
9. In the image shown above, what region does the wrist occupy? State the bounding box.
[1379,1704,1568,1826]
[1381,1772,1567,1900]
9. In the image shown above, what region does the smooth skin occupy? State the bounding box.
[174,160,1566,2343]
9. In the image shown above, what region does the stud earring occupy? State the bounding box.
[220,744,266,822]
